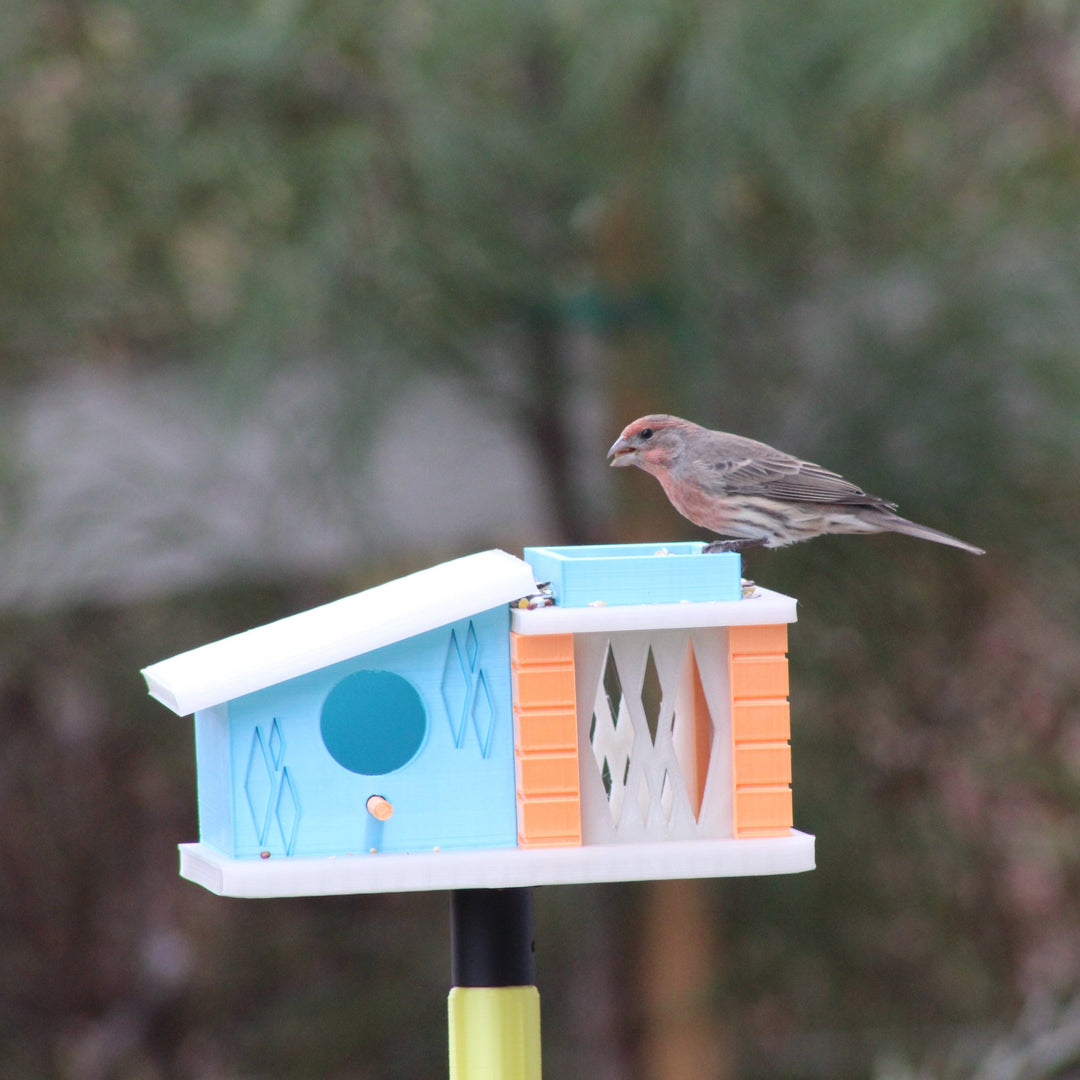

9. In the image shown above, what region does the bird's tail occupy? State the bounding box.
[873,512,985,555]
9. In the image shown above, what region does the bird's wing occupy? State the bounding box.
[694,435,898,509]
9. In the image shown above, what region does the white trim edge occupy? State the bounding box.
[179,832,816,897]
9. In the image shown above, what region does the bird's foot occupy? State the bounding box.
[703,538,764,554]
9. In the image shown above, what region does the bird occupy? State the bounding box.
[607,414,984,555]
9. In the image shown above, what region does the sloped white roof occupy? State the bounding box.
[142,549,538,716]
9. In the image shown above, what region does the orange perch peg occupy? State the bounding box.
[366,794,394,821]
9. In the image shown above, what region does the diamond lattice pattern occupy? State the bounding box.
[588,633,716,839]
[243,718,301,854]
[440,621,496,757]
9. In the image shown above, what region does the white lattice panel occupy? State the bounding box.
[575,628,732,843]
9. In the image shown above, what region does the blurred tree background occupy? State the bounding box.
[3,0,1080,1077]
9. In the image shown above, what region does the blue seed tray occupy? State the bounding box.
[522,542,742,607]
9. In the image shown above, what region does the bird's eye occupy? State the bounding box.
[639,428,653,440]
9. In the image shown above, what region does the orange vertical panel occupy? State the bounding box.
[730,657,790,699]
[730,623,793,838]
[733,744,792,786]
[510,633,575,665]
[515,753,580,794]
[734,788,793,836]
[729,623,788,656]
[511,631,582,848]
[516,797,581,846]
[733,700,790,742]
[512,709,577,753]
[512,667,577,709]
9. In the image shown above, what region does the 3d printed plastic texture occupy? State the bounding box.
[574,627,733,844]
[729,624,793,837]
[509,633,581,848]
[523,543,742,606]
[195,605,518,859]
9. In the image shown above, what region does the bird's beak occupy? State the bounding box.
[607,436,634,466]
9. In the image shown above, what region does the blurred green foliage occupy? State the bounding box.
[4,0,1080,1078]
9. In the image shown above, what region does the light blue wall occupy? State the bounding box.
[193,703,232,854]
[194,604,517,858]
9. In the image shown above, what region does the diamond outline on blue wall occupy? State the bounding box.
[268,717,285,770]
[439,620,497,757]
[275,767,300,855]
[471,669,495,757]
[244,727,274,844]
[440,629,470,746]
[465,621,479,671]
[244,719,300,853]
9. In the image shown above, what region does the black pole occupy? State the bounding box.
[450,888,535,988]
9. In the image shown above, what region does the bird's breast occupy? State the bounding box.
[655,469,732,531]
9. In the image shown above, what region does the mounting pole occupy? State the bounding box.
[449,888,541,1080]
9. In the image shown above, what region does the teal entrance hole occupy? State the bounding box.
[320,670,428,775]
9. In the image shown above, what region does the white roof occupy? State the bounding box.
[142,549,538,716]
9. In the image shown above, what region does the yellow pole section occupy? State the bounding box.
[448,985,541,1080]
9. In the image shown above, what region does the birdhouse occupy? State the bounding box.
[143,544,814,897]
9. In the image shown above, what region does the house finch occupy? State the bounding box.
[607,414,984,554]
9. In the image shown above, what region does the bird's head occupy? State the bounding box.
[607,414,696,475]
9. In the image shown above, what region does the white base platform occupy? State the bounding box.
[179,832,815,897]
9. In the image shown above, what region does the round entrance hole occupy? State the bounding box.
[320,670,427,775]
